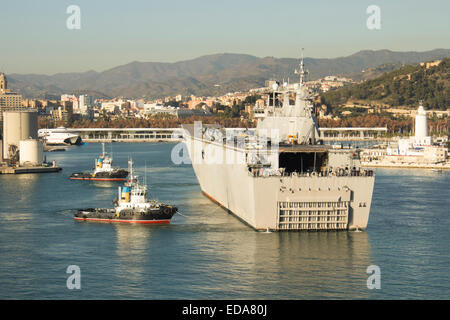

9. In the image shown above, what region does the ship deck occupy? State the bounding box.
[278,144,331,153]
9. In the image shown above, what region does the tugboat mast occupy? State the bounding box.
[128,158,134,182]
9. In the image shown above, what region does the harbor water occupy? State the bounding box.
[0,143,448,299]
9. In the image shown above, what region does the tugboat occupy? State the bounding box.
[70,143,128,181]
[74,159,178,224]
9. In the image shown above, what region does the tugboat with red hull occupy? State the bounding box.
[70,143,128,181]
[74,159,178,224]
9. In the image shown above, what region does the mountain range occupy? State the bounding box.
[6,49,450,99]
[321,57,450,110]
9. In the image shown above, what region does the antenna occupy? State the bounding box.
[144,160,147,186]
[128,157,134,180]
[294,48,306,85]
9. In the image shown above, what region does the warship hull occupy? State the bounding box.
[184,136,375,231]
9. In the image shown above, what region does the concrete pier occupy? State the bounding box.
[0,165,62,174]
[361,161,450,170]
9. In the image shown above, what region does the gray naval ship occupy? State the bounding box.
[182,56,375,231]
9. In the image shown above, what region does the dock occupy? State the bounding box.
[361,162,450,170]
[0,166,62,174]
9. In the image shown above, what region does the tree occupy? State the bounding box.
[195,102,206,110]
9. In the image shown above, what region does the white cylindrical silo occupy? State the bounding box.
[2,110,38,159]
[20,111,38,141]
[3,111,21,159]
[415,105,427,138]
[19,139,43,166]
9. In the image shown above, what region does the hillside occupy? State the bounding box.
[7,49,450,99]
[321,58,450,111]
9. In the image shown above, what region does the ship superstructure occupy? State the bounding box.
[114,159,162,215]
[183,53,375,231]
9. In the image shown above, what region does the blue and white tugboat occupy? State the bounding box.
[74,159,178,224]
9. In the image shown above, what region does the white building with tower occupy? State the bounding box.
[413,104,431,146]
[385,102,447,164]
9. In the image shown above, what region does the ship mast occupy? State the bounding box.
[128,158,134,182]
[144,161,149,199]
[295,48,306,86]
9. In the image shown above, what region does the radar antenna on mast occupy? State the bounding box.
[294,48,308,85]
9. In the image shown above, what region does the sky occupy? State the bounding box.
[0,0,449,74]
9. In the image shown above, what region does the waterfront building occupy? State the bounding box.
[65,127,183,142]
[385,103,448,164]
[360,148,388,162]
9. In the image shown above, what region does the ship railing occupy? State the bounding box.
[249,167,374,178]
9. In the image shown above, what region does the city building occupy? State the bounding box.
[61,94,79,111]
[143,103,211,118]
[0,73,27,132]
[51,104,73,123]
[79,94,93,115]
[0,73,22,107]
